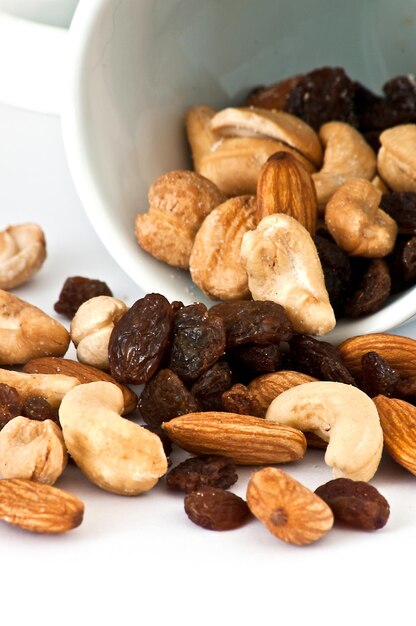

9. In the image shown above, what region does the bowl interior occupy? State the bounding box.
[64,0,416,342]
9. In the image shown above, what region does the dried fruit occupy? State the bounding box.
[168,303,226,382]
[22,396,59,423]
[314,234,352,314]
[228,344,282,379]
[166,455,238,493]
[246,467,334,545]
[0,478,84,534]
[244,74,302,110]
[315,478,390,530]
[108,293,173,385]
[344,259,391,318]
[289,334,355,385]
[360,352,400,397]
[389,235,416,290]
[138,369,200,428]
[221,383,263,417]
[190,361,232,411]
[184,487,251,531]
[0,383,23,430]
[380,192,416,235]
[338,333,416,379]
[54,276,112,319]
[373,395,416,475]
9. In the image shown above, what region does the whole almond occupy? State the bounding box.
[162,411,306,465]
[373,395,416,475]
[0,478,84,534]
[338,333,416,379]
[248,370,318,417]
[256,151,318,235]
[246,467,334,545]
[23,357,137,415]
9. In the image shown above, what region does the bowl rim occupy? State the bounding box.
[61,0,416,344]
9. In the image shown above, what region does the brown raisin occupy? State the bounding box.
[138,369,199,428]
[54,276,112,318]
[285,67,357,131]
[360,352,400,398]
[166,455,238,493]
[209,300,292,348]
[108,293,173,384]
[353,81,386,134]
[383,75,416,124]
[0,384,23,430]
[228,344,282,379]
[380,192,416,235]
[389,235,416,291]
[190,361,232,411]
[289,334,355,385]
[221,383,262,417]
[394,376,416,405]
[168,303,226,382]
[344,259,391,318]
[315,478,390,530]
[314,234,352,314]
[184,487,251,531]
[243,74,302,110]
[22,396,59,424]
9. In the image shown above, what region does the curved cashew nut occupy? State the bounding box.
[312,122,376,211]
[70,296,128,370]
[377,124,416,192]
[0,223,46,289]
[0,289,70,365]
[325,178,398,257]
[265,381,383,481]
[0,367,79,407]
[240,214,335,336]
[59,382,167,495]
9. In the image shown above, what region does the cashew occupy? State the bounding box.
[70,296,128,370]
[325,178,398,257]
[0,417,67,485]
[240,214,335,336]
[265,381,383,481]
[377,124,416,192]
[0,289,70,365]
[186,105,219,171]
[59,382,167,495]
[0,368,79,407]
[312,122,377,211]
[0,223,46,290]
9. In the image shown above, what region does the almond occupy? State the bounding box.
[246,467,334,545]
[373,395,416,475]
[0,478,84,534]
[162,411,306,465]
[256,152,318,235]
[248,370,318,417]
[22,357,137,415]
[338,333,416,379]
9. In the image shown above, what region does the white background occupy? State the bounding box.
[1,101,416,625]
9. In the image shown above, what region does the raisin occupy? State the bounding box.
[394,376,416,405]
[184,487,251,531]
[315,478,390,530]
[389,235,416,291]
[54,276,112,318]
[344,259,391,318]
[228,344,282,378]
[353,81,386,133]
[360,352,400,397]
[289,334,355,384]
[243,74,302,110]
[108,293,173,384]
[142,424,173,459]
[380,192,416,235]
[166,455,238,493]
[22,396,59,424]
[190,361,232,411]
[221,383,262,417]
[314,234,353,314]
[168,303,226,382]
[138,369,199,428]
[383,75,416,124]
[0,384,23,430]
[209,300,292,348]
[285,67,357,131]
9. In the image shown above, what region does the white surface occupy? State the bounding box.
[62,0,416,343]
[3,101,416,624]
[0,0,78,28]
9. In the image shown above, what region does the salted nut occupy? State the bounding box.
[186,105,219,171]
[0,223,46,290]
[70,295,128,370]
[135,170,225,269]
[240,214,335,336]
[325,178,398,257]
[266,381,383,481]
[0,289,70,365]
[59,382,168,496]
[190,195,257,301]
[312,122,377,211]
[0,417,67,485]
[377,124,416,192]
[0,368,79,407]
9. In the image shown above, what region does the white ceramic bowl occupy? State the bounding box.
[62,0,416,343]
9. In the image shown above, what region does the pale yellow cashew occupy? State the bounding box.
[0,223,46,290]
[265,381,383,481]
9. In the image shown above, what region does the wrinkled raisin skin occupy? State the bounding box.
[168,303,226,382]
[0,384,23,430]
[54,276,112,318]
[314,235,352,315]
[380,192,416,235]
[290,334,355,385]
[221,383,262,417]
[190,361,232,411]
[228,344,282,379]
[184,487,251,531]
[360,352,400,398]
[22,396,59,424]
[108,293,173,385]
[389,235,416,291]
[138,369,199,428]
[315,478,390,530]
[166,455,238,493]
[344,260,391,318]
